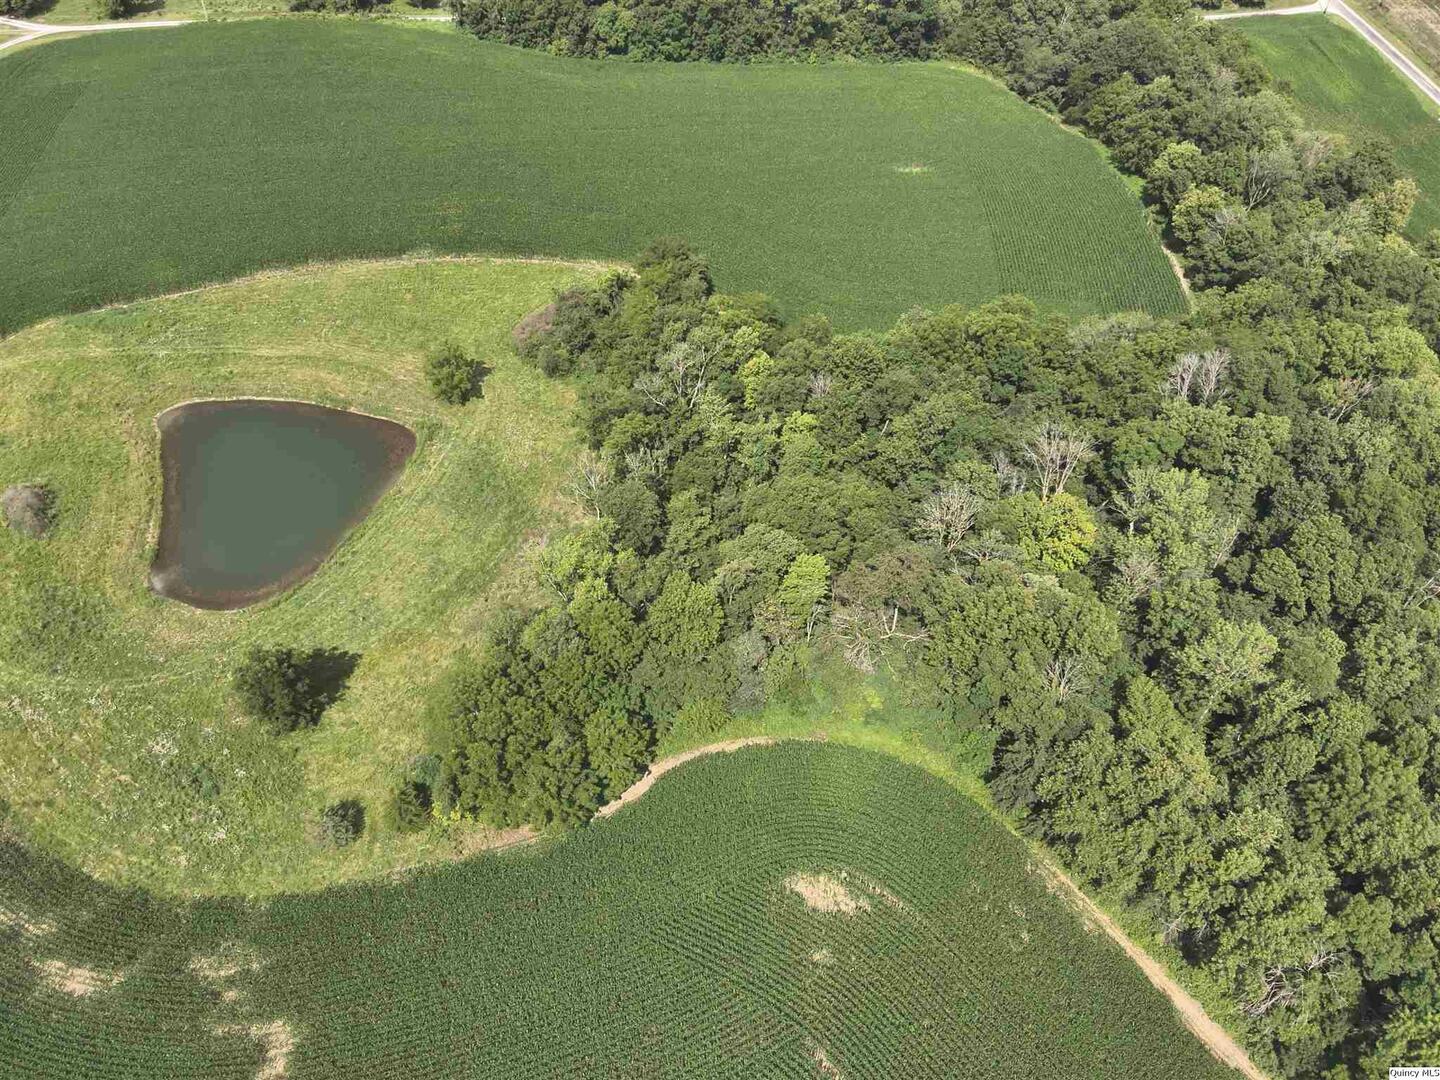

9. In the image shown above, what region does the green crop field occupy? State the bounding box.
[0,19,1185,337]
[1236,14,1440,237]
[0,257,609,896]
[0,742,1239,1080]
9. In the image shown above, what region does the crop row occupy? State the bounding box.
[1,743,1235,1079]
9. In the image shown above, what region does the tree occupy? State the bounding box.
[1176,619,1278,717]
[392,780,433,833]
[233,646,351,735]
[999,491,1098,573]
[599,478,662,553]
[756,553,830,643]
[1023,420,1093,500]
[313,800,365,848]
[644,573,723,662]
[425,342,487,405]
[1366,1003,1440,1077]
[1037,676,1218,893]
[916,482,981,555]
[584,701,652,797]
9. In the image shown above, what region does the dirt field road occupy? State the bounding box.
[601,737,1271,1079]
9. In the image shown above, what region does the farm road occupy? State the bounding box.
[0,13,191,51]
[600,736,1272,1080]
[0,11,447,51]
[1205,0,1440,109]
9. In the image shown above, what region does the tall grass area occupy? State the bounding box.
[0,257,603,896]
[0,20,1184,337]
[0,742,1239,1080]
[661,659,997,804]
[1236,13,1440,237]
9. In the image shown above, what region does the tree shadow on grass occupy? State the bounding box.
[305,647,361,712]
[465,360,494,403]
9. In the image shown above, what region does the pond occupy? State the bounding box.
[150,400,416,610]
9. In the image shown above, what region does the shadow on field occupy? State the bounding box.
[306,647,361,711]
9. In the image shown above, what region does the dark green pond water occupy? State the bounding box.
[150,400,415,610]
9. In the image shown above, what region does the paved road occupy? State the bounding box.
[1205,0,1440,109]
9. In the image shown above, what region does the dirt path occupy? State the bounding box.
[594,737,776,819]
[597,736,1269,1079]
[1033,860,1270,1079]
[0,14,191,52]
[1205,0,1440,109]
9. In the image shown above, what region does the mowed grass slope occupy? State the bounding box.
[1237,14,1440,236]
[0,743,1240,1080]
[0,257,601,896]
[0,20,1184,335]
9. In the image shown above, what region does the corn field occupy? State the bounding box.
[1,744,1235,1079]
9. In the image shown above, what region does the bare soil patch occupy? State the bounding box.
[31,958,124,997]
[811,1042,845,1079]
[786,872,871,915]
[1,483,54,538]
[215,1020,296,1080]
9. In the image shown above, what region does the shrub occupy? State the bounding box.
[233,646,357,735]
[93,0,129,18]
[425,343,487,405]
[670,698,731,742]
[178,762,222,802]
[313,800,365,848]
[392,780,433,832]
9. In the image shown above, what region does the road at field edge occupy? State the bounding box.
[1205,0,1440,110]
[600,736,1272,1080]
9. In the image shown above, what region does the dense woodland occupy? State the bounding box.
[434,0,1440,1075]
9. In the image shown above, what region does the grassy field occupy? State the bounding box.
[0,742,1241,1080]
[0,20,1184,336]
[1237,13,1440,236]
[0,257,607,897]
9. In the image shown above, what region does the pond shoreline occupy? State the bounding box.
[149,398,416,611]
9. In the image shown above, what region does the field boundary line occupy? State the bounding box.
[0,11,454,51]
[0,13,191,52]
[597,735,1271,1079]
[1205,0,1440,110]
[1033,859,1270,1079]
[594,737,778,819]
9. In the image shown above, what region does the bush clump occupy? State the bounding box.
[233,646,357,735]
[390,753,443,832]
[425,343,488,405]
[313,800,365,848]
[392,780,433,832]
